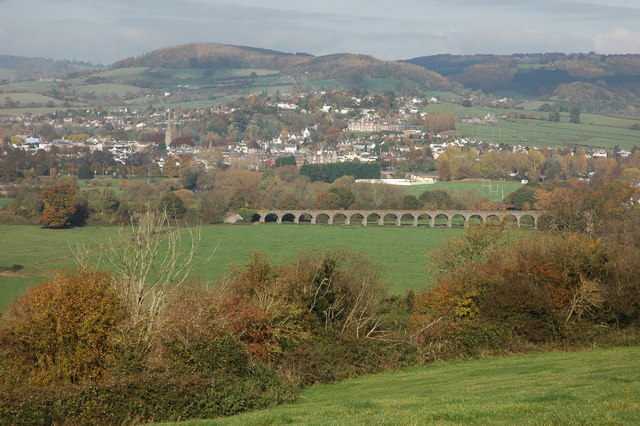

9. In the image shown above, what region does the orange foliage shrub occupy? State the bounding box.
[0,271,124,385]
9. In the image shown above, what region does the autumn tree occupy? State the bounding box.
[0,270,124,385]
[39,182,78,228]
[424,112,456,132]
[314,191,341,209]
[160,192,186,219]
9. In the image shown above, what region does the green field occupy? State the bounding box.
[1,92,60,105]
[302,79,348,90]
[0,80,59,93]
[79,83,146,97]
[0,224,464,312]
[178,346,640,425]
[93,67,149,80]
[423,102,640,150]
[405,180,523,202]
[213,68,279,79]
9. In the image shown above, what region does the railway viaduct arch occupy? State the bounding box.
[253,210,546,229]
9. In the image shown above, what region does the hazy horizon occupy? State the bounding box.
[2,0,640,65]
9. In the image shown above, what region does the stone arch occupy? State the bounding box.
[434,213,449,227]
[503,214,518,228]
[519,213,536,229]
[366,213,382,226]
[333,212,348,225]
[537,214,552,230]
[400,213,416,226]
[451,213,466,227]
[250,213,261,223]
[486,214,501,226]
[383,213,399,226]
[350,213,365,226]
[316,213,330,224]
[282,213,296,223]
[265,213,278,223]
[468,214,483,226]
[298,213,313,224]
[417,213,432,227]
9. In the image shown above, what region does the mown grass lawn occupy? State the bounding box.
[405,180,523,202]
[0,224,467,311]
[175,346,640,425]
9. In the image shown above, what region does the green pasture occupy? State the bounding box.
[455,119,640,150]
[181,346,640,425]
[0,80,59,93]
[158,68,207,80]
[2,92,60,105]
[302,79,348,90]
[94,67,149,80]
[0,224,467,312]
[405,180,523,203]
[517,100,549,110]
[79,83,146,97]
[0,197,12,207]
[422,101,640,150]
[213,69,279,79]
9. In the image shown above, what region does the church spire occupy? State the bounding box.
[165,109,173,147]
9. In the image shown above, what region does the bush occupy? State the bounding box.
[0,270,124,386]
[0,368,295,425]
[159,192,186,219]
[283,337,416,386]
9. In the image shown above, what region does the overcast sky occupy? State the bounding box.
[2,0,640,65]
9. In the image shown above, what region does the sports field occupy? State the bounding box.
[405,180,523,202]
[179,346,640,425]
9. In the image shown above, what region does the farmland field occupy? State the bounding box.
[79,83,147,97]
[1,92,60,105]
[179,346,640,425]
[0,224,466,312]
[422,102,640,150]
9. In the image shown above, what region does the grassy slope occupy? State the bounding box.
[423,103,640,150]
[0,224,464,311]
[179,346,640,425]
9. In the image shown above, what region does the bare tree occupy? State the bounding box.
[105,211,204,350]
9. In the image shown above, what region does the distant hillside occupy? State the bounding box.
[0,55,99,81]
[112,43,462,94]
[113,43,310,70]
[404,53,640,111]
[289,53,461,92]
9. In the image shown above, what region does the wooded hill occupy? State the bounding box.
[0,55,99,82]
[113,42,462,93]
[404,53,640,111]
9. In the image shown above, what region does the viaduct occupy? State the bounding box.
[253,210,546,229]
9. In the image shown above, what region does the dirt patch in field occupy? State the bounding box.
[0,272,29,278]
